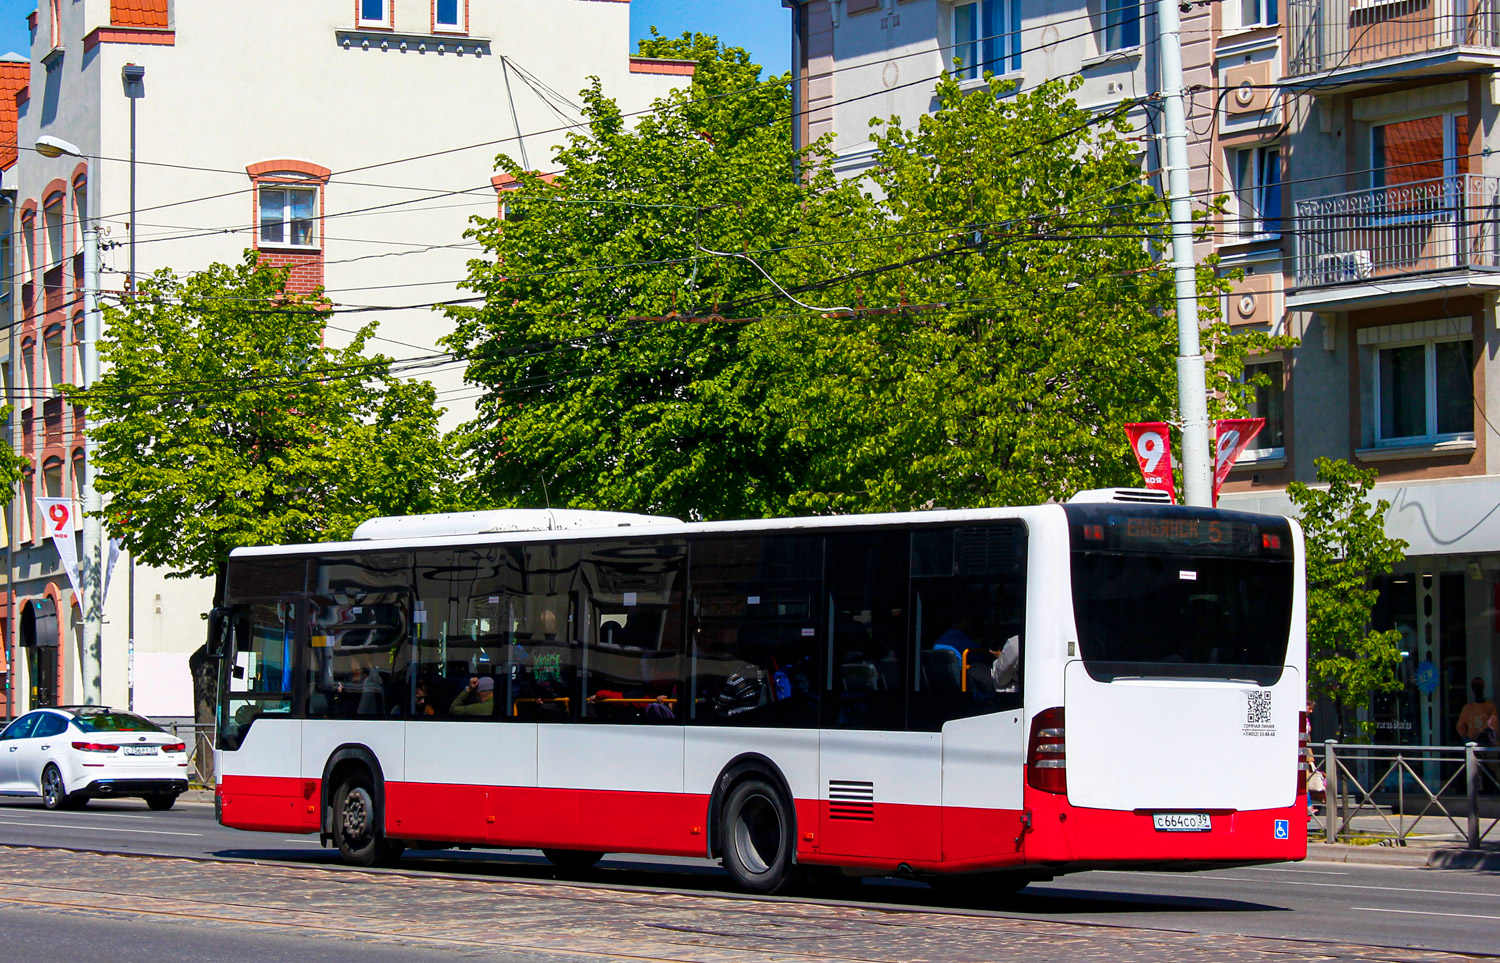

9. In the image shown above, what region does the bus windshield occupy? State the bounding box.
[1064,506,1294,684]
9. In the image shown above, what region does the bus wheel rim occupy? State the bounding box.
[733,793,780,875]
[342,787,373,842]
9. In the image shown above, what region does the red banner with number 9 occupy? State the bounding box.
[1123,422,1177,504]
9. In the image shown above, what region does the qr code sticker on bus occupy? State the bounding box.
[1243,690,1275,736]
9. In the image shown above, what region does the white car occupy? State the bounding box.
[0,707,190,810]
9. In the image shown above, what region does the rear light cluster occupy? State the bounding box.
[1297,710,1309,796]
[164,742,187,754]
[72,742,119,753]
[1027,706,1066,794]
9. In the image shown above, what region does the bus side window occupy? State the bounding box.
[580,539,686,724]
[910,524,1028,730]
[688,534,822,728]
[307,552,412,721]
[824,531,909,731]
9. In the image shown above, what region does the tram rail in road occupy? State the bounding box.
[0,797,1496,959]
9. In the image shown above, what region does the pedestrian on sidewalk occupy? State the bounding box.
[1457,678,1499,790]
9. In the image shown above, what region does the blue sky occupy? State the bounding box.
[0,1,790,74]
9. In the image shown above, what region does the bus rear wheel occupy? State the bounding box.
[332,773,404,868]
[543,849,603,872]
[720,776,797,894]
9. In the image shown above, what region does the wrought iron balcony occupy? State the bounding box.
[1293,173,1500,291]
[1288,0,1500,80]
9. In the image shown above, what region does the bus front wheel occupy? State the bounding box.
[332,773,404,868]
[720,776,797,894]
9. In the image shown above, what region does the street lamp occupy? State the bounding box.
[120,63,143,712]
[31,134,103,706]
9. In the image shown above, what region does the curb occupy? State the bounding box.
[1307,841,1500,869]
[1305,842,1431,866]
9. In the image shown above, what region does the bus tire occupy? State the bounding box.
[543,849,603,872]
[332,772,404,868]
[720,776,797,894]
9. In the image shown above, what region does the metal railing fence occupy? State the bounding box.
[1288,0,1500,76]
[1312,741,1500,849]
[163,721,215,788]
[1293,173,1500,287]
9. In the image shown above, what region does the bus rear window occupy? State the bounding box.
[1069,552,1292,684]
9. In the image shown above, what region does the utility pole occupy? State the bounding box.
[80,222,103,705]
[1156,0,1212,507]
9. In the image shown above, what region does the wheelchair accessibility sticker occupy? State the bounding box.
[1274,819,1289,840]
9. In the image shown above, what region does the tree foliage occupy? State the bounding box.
[446,41,1281,518]
[1286,457,1408,739]
[80,254,460,587]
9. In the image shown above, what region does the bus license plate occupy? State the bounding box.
[124,747,156,756]
[1153,813,1210,832]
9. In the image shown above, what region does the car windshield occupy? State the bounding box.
[69,710,165,733]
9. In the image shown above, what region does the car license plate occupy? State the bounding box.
[1152,813,1211,832]
[124,746,156,756]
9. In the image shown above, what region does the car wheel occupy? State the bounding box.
[145,794,177,811]
[332,773,404,868]
[41,765,73,811]
[720,776,798,894]
[542,849,604,872]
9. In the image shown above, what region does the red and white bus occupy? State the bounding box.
[213,491,1307,893]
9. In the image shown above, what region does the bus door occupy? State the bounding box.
[819,531,942,863]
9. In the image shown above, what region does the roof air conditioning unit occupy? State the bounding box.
[1067,488,1174,505]
[1315,250,1373,284]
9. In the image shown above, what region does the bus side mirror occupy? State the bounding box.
[207,606,230,659]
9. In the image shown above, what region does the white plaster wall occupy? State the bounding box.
[9,0,687,711]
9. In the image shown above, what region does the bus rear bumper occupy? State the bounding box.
[1021,790,1308,866]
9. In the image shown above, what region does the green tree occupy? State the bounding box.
[447,51,1279,517]
[79,253,460,593]
[1286,457,1408,740]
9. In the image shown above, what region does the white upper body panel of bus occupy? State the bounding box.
[230,505,1068,557]
[350,509,682,541]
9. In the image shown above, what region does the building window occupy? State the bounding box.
[1375,336,1473,445]
[1372,113,1466,189]
[43,327,63,390]
[259,186,318,249]
[21,212,35,289]
[954,0,1020,79]
[42,457,62,499]
[19,342,34,402]
[70,450,83,503]
[1103,0,1141,51]
[434,0,464,31]
[1232,145,1281,238]
[0,229,11,303]
[21,473,35,544]
[48,0,60,50]
[1242,0,1278,27]
[1244,360,1285,454]
[43,194,64,267]
[358,0,391,27]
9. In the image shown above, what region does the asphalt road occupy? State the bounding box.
[0,797,1495,958]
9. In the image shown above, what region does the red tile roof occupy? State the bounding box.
[0,61,30,172]
[111,0,169,29]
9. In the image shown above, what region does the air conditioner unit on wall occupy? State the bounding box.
[1316,250,1374,283]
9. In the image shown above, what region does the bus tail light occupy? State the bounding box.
[1027,707,1067,795]
[72,742,120,753]
[1297,710,1309,796]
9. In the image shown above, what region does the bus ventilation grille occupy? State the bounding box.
[828,780,875,821]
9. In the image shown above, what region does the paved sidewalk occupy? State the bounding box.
[0,846,1485,962]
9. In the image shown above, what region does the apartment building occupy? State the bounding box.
[785,0,1499,745]
[0,0,687,719]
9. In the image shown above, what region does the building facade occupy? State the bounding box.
[786,0,1500,745]
[0,0,687,720]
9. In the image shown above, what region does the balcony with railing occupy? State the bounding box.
[1288,0,1500,83]
[1291,173,1500,307]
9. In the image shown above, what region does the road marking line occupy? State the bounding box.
[0,811,160,822]
[1094,870,1487,899]
[1353,906,1500,921]
[0,820,201,837]
[1242,867,1350,876]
